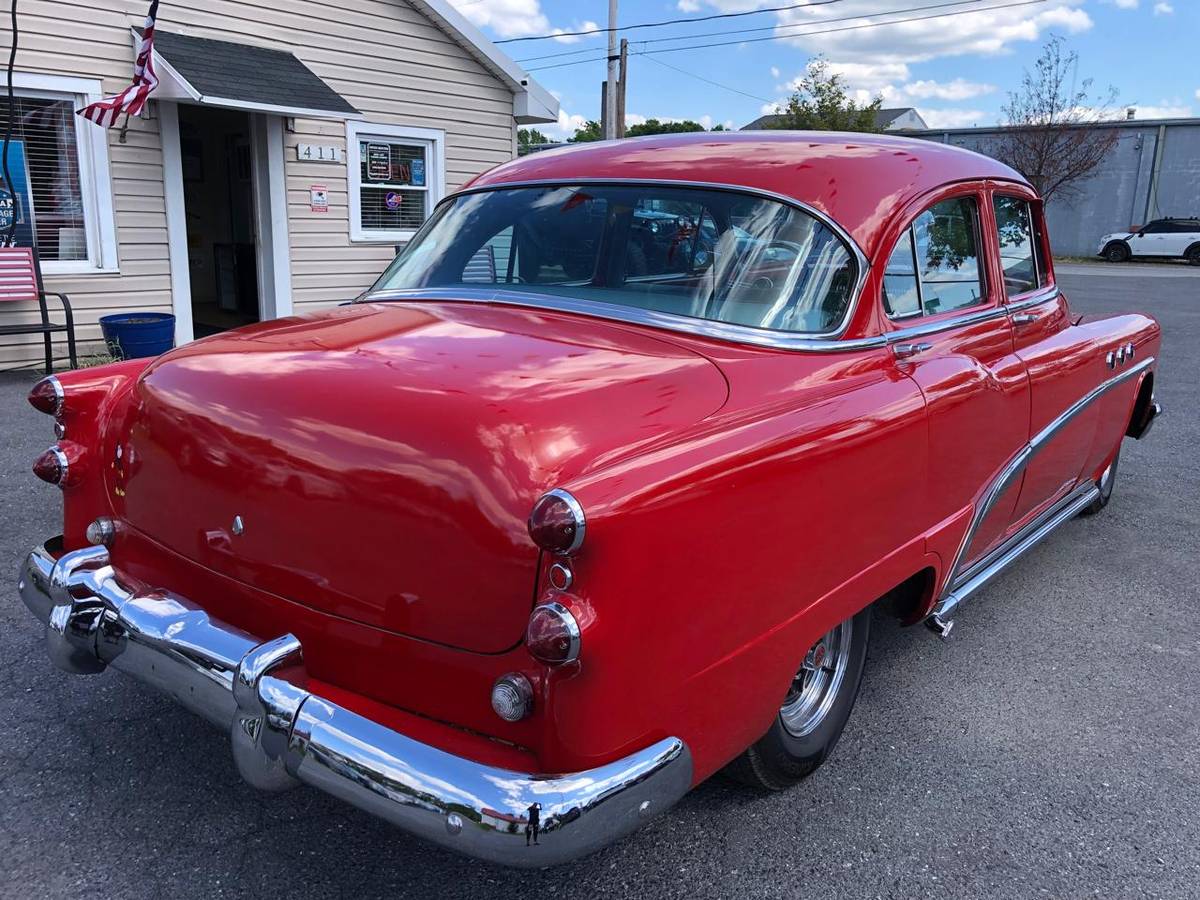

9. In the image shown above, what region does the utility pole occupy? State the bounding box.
[616,38,628,139]
[604,0,619,140]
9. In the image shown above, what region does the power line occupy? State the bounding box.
[524,0,1047,71]
[515,0,983,65]
[495,0,848,44]
[641,54,775,104]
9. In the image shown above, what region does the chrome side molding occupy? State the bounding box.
[929,355,1156,635]
[926,481,1101,638]
[18,541,692,868]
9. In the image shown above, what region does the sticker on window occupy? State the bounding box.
[366,143,391,182]
[385,192,402,211]
[410,158,425,187]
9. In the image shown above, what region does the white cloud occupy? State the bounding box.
[1103,0,1139,8]
[770,66,781,79]
[903,78,997,101]
[448,0,594,43]
[677,0,702,11]
[916,108,989,129]
[1196,88,1200,101]
[541,105,589,140]
[1127,102,1193,119]
[548,20,600,45]
[685,0,1093,64]
[1153,2,1173,14]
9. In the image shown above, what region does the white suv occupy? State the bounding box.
[1098,218,1200,265]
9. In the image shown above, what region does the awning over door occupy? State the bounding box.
[139,29,362,120]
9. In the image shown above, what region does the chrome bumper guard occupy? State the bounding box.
[17,540,692,868]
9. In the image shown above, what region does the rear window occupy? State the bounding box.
[371,184,860,336]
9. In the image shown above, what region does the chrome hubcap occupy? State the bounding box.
[780,620,853,738]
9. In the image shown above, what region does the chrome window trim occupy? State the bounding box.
[365,284,1062,354]
[365,178,871,350]
[1005,284,1061,313]
[938,354,1155,613]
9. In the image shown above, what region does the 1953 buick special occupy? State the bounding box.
[17,132,1162,867]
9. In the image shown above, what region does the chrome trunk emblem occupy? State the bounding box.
[231,515,245,536]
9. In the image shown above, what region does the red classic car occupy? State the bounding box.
[18,132,1162,867]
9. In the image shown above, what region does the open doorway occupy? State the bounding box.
[177,106,259,337]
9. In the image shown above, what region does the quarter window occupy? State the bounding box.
[883,196,985,318]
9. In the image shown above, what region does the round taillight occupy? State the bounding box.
[527,489,585,556]
[491,673,534,722]
[32,446,69,486]
[526,601,581,665]
[28,376,64,416]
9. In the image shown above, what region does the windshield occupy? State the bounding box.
[369,184,860,336]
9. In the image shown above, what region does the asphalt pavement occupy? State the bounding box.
[1,261,1197,899]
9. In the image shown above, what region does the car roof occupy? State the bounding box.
[465,131,1031,255]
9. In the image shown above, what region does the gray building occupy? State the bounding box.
[910,118,1200,257]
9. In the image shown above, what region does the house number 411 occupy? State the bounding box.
[297,144,342,163]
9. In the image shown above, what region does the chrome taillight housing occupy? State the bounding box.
[527,488,585,556]
[27,375,64,416]
[32,442,84,488]
[525,600,581,665]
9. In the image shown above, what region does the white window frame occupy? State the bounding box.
[347,121,445,243]
[8,72,119,274]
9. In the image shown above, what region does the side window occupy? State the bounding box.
[993,196,1038,296]
[883,196,985,319]
[1141,221,1164,234]
[913,198,983,313]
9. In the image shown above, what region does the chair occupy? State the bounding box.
[0,246,77,373]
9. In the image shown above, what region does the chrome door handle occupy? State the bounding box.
[1011,313,1038,325]
[893,342,931,359]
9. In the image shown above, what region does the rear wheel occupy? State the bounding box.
[725,606,871,791]
[1081,448,1120,516]
[1185,244,1200,266]
[1104,242,1131,263]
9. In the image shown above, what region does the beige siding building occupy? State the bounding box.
[0,0,557,369]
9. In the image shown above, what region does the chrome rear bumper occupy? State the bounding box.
[17,540,691,868]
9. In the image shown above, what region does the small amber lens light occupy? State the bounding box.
[32,447,66,486]
[526,601,581,665]
[28,376,64,416]
[527,490,585,556]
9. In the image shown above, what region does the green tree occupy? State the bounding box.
[570,120,603,142]
[627,118,707,137]
[768,58,883,132]
[517,127,550,148]
[572,118,721,142]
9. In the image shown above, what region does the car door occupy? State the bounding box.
[881,187,1031,567]
[1130,221,1165,257]
[990,189,1101,528]
[1162,221,1195,257]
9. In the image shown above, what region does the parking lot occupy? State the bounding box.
[1,261,1197,899]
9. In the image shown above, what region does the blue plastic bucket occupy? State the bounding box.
[99,312,176,360]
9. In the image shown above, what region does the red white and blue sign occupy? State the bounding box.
[0,140,36,248]
[385,191,402,210]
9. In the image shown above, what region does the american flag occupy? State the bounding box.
[77,0,160,128]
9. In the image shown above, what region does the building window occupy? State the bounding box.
[347,122,444,242]
[0,74,117,273]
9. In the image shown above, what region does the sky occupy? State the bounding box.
[446,0,1200,140]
